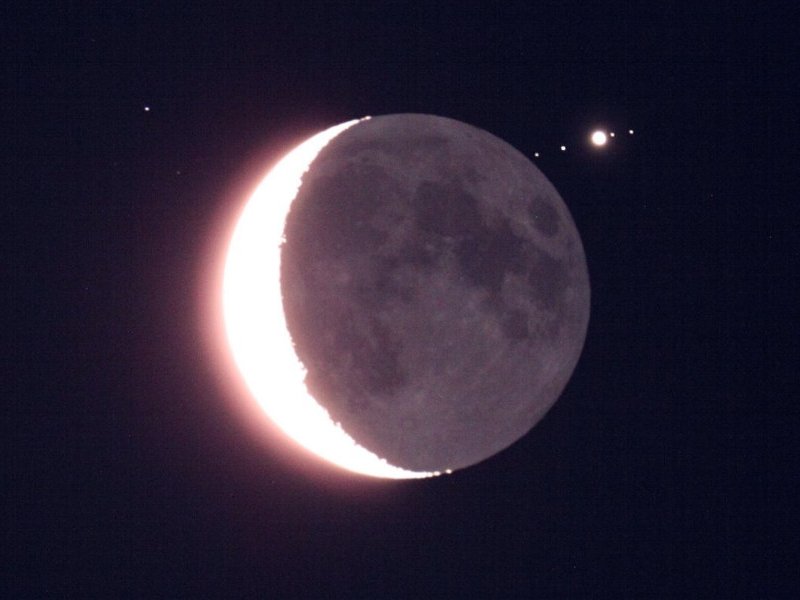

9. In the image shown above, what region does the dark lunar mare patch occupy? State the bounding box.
[412,179,528,297]
[333,315,408,396]
[281,150,422,424]
[456,219,527,295]
[526,248,568,310]
[500,308,531,340]
[284,162,389,261]
[286,300,409,415]
[413,180,483,237]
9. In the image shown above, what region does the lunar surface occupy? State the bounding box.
[279,114,590,473]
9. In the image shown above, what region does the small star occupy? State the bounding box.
[609,131,616,137]
[534,152,540,157]
[144,106,151,112]
[560,145,566,151]
[628,129,634,135]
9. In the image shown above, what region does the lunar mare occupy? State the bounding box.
[223,118,438,479]
[281,114,590,473]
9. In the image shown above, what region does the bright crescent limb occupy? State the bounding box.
[222,119,439,479]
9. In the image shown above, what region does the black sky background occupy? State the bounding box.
[6,2,798,597]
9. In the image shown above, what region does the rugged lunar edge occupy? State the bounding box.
[280,114,590,472]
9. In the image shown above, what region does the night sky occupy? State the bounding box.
[7,3,797,597]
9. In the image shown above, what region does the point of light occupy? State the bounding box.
[534,152,540,157]
[144,106,150,112]
[223,118,439,480]
[628,129,634,135]
[590,130,608,146]
[609,132,616,137]
[560,145,566,151]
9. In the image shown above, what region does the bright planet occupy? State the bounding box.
[591,130,608,146]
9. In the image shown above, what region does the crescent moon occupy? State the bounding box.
[223,118,439,479]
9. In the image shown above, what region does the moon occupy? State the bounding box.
[224,114,590,478]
